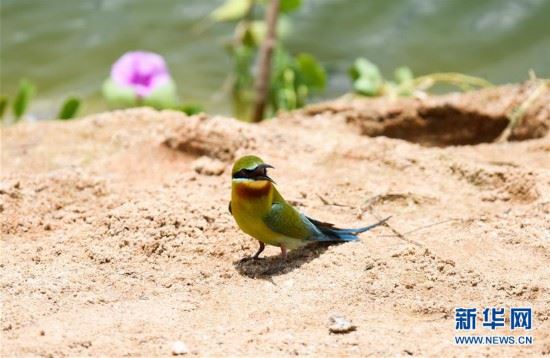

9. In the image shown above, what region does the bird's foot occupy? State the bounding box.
[239,242,266,263]
[239,255,259,263]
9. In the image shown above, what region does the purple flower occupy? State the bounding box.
[111,51,172,98]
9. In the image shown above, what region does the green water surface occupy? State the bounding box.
[1,0,549,118]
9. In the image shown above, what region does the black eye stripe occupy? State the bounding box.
[232,166,266,179]
[232,168,251,179]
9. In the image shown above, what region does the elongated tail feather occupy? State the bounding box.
[307,216,391,242]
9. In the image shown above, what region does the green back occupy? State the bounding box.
[264,187,318,241]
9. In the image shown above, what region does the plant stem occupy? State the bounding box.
[496,80,546,142]
[251,0,280,122]
[412,73,493,91]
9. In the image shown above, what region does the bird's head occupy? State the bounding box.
[232,155,275,183]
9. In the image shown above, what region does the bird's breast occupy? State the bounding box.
[231,181,274,240]
[231,180,273,224]
[233,180,272,199]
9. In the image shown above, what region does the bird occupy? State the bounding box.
[229,155,390,260]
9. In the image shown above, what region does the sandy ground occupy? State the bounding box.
[1,85,549,356]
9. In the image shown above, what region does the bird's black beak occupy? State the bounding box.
[257,163,275,183]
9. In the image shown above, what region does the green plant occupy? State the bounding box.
[0,96,8,120]
[211,0,326,121]
[497,72,547,142]
[180,104,204,115]
[58,97,81,120]
[12,79,36,121]
[349,57,492,98]
[269,48,326,113]
[349,58,384,96]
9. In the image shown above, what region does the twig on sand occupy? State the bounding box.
[317,194,352,208]
[359,194,424,246]
[371,212,424,248]
[378,218,460,237]
[370,213,468,268]
[398,218,458,236]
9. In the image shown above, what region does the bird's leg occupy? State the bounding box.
[280,246,287,261]
[239,242,265,262]
[252,241,265,259]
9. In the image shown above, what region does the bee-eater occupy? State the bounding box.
[229,155,390,260]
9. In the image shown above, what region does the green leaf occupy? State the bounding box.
[349,58,383,96]
[248,20,267,46]
[280,0,301,13]
[268,48,325,112]
[271,47,294,77]
[349,58,381,80]
[57,97,81,120]
[211,0,251,22]
[0,96,8,120]
[102,78,179,109]
[143,79,179,109]
[246,16,292,47]
[353,77,381,96]
[13,79,36,121]
[394,67,414,96]
[180,104,203,115]
[233,45,255,91]
[277,15,292,40]
[296,84,308,106]
[296,53,326,90]
[102,78,137,107]
[394,66,414,84]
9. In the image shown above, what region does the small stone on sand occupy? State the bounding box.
[171,340,189,355]
[329,315,357,334]
[192,156,225,176]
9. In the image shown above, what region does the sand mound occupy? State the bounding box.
[1,86,549,356]
[305,81,549,145]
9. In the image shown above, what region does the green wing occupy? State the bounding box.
[263,189,320,240]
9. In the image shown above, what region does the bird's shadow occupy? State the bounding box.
[233,242,335,278]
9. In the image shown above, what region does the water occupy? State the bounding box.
[1,0,549,118]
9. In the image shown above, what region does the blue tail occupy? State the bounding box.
[307,216,391,242]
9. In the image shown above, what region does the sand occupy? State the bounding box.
[1,83,549,356]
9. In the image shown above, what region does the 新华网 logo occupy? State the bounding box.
[454,307,533,345]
